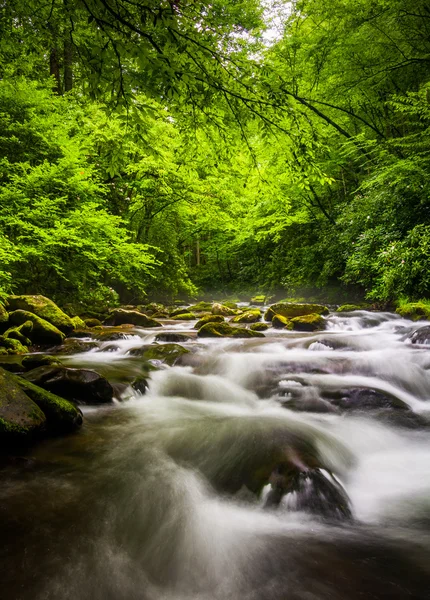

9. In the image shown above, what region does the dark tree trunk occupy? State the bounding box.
[50,47,62,94]
[64,40,73,92]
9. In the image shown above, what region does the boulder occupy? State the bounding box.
[231,309,261,324]
[92,326,135,341]
[250,295,270,305]
[9,310,65,345]
[265,302,329,322]
[407,325,430,345]
[22,355,61,370]
[197,322,265,338]
[12,374,83,433]
[0,335,28,354]
[23,366,114,404]
[0,302,8,325]
[6,295,74,333]
[326,388,410,412]
[169,307,191,317]
[171,312,196,320]
[71,316,86,329]
[188,301,213,312]
[0,367,46,443]
[3,321,33,346]
[128,343,190,366]
[212,303,237,316]
[291,313,326,332]
[131,376,149,394]
[250,322,269,332]
[396,302,430,321]
[139,302,166,315]
[272,314,293,329]
[84,318,102,327]
[55,339,98,354]
[104,309,161,328]
[0,359,24,373]
[336,304,368,312]
[155,332,192,343]
[194,314,224,329]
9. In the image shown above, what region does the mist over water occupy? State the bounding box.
[2,309,430,599]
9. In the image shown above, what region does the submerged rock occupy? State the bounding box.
[197,322,265,338]
[265,302,329,322]
[407,325,430,346]
[104,309,161,328]
[6,295,74,334]
[23,366,114,404]
[326,388,410,412]
[21,355,61,370]
[128,343,190,366]
[155,332,192,343]
[9,310,65,345]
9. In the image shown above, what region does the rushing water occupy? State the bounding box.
[1,309,430,599]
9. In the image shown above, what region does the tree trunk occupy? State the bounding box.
[64,40,73,92]
[50,47,62,94]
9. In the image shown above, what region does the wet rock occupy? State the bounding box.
[6,295,74,334]
[396,302,430,321]
[197,322,265,338]
[291,313,326,332]
[272,314,293,329]
[283,397,338,414]
[84,318,102,327]
[169,307,192,317]
[0,335,28,355]
[194,314,224,329]
[23,366,114,404]
[407,325,430,346]
[131,376,149,394]
[4,320,33,346]
[171,312,196,320]
[336,303,369,312]
[92,326,136,342]
[9,310,65,345]
[0,302,8,325]
[0,358,24,373]
[250,322,269,332]
[0,367,46,444]
[55,338,98,354]
[188,301,213,312]
[265,302,329,322]
[139,302,166,315]
[128,343,190,366]
[70,316,86,330]
[104,309,161,328]
[22,355,61,370]
[212,303,237,316]
[155,332,192,343]
[326,388,410,412]
[231,309,261,324]
[251,294,271,305]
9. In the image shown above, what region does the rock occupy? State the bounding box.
[3,321,33,346]
[152,312,169,319]
[396,302,430,321]
[282,397,337,414]
[12,374,83,433]
[9,310,65,345]
[250,295,270,305]
[104,308,162,327]
[84,318,102,327]
[171,312,196,320]
[188,301,213,312]
[128,343,190,366]
[139,302,165,315]
[272,314,293,329]
[223,301,238,309]
[407,325,430,345]
[194,314,224,329]
[131,376,149,394]
[155,332,192,343]
[55,339,98,354]
[265,302,329,322]
[22,355,61,370]
[92,326,135,341]
[71,316,86,329]
[169,307,191,317]
[336,304,368,312]
[23,366,114,404]
[212,303,237,316]
[250,322,269,332]
[104,309,162,328]
[6,295,74,333]
[326,388,410,412]
[197,322,265,338]
[0,359,24,373]
[231,309,261,324]
[0,335,28,354]
[0,302,8,325]
[291,313,326,331]
[0,367,46,444]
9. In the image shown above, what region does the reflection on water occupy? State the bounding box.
[1,310,430,599]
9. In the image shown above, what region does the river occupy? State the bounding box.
[1,308,430,599]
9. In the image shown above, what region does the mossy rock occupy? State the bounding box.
[129,343,190,366]
[0,302,8,325]
[22,354,61,370]
[188,301,213,312]
[250,322,269,332]
[336,304,368,312]
[155,332,192,343]
[231,309,261,324]
[6,295,74,334]
[265,302,329,321]
[212,303,237,316]
[152,312,169,319]
[197,322,265,338]
[171,312,196,320]
[3,320,33,346]
[84,318,102,327]
[71,315,86,329]
[194,314,224,329]
[9,310,65,345]
[169,307,190,317]
[223,301,238,309]
[396,302,430,321]
[0,367,46,443]
[11,373,83,433]
[272,314,293,329]
[291,313,326,331]
[104,309,162,328]
[139,302,165,315]
[0,335,29,354]
[250,295,272,305]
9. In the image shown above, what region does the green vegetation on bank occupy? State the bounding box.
[0,0,429,305]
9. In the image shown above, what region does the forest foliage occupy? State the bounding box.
[1,0,430,305]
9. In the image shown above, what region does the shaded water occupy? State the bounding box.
[2,310,430,599]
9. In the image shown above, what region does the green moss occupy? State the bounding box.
[212,303,237,316]
[188,301,213,312]
[272,314,293,329]
[194,314,224,329]
[6,295,74,333]
[9,310,65,345]
[171,312,196,320]
[336,304,368,312]
[396,301,430,321]
[3,320,33,346]
[231,309,261,324]
[250,322,269,331]
[0,335,29,354]
[22,355,60,370]
[71,315,86,329]
[140,343,190,365]
[104,309,162,327]
[198,322,264,338]
[169,307,191,317]
[291,313,326,331]
[222,301,238,309]
[265,302,329,321]
[0,302,8,325]
[84,318,102,327]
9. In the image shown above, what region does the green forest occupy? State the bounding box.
[1,0,430,308]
